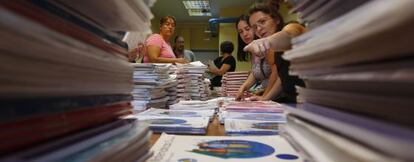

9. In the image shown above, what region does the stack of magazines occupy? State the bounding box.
[220,101,285,136]
[0,0,153,161]
[281,1,414,161]
[221,71,250,97]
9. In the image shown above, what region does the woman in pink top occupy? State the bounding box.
[143,16,188,64]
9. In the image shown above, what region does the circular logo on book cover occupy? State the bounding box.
[147,118,187,125]
[190,140,274,158]
[276,154,299,160]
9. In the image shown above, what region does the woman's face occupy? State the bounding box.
[237,20,254,44]
[160,18,175,37]
[249,11,278,38]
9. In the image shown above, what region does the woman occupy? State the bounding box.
[143,16,188,64]
[244,3,306,103]
[235,15,271,100]
[208,41,236,88]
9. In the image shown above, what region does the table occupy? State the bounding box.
[150,116,225,146]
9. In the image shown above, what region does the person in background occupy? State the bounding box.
[173,35,196,62]
[143,15,188,64]
[235,14,272,101]
[244,1,306,103]
[128,42,146,63]
[208,41,236,88]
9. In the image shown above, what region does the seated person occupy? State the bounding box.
[208,41,236,88]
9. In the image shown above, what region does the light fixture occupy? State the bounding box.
[183,0,210,9]
[183,0,212,16]
[188,9,212,16]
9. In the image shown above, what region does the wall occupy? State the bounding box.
[219,6,251,72]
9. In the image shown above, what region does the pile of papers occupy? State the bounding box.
[221,71,250,97]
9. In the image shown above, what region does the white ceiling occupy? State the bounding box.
[150,0,257,23]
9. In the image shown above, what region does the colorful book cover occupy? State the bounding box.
[148,134,302,162]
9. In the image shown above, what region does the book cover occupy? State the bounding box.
[148,134,302,162]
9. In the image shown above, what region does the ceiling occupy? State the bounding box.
[150,0,257,23]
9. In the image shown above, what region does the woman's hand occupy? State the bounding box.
[248,95,266,101]
[176,58,189,64]
[235,89,245,101]
[243,37,271,59]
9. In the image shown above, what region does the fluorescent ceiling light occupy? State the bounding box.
[183,0,210,9]
[188,9,212,16]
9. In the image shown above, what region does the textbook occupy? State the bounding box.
[137,108,215,119]
[225,119,282,136]
[132,116,210,134]
[148,134,302,162]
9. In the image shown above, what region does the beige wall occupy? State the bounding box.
[219,6,251,72]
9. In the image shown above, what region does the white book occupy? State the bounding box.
[132,116,210,134]
[137,108,215,118]
[148,134,302,162]
[222,111,286,123]
[225,119,281,136]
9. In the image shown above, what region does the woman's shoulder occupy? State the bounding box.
[147,33,163,40]
[146,34,164,46]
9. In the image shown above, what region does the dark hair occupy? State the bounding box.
[174,35,183,43]
[160,15,176,26]
[236,15,251,62]
[220,41,234,54]
[248,3,284,32]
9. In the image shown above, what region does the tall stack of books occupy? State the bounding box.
[0,0,154,161]
[131,63,176,110]
[282,1,414,161]
[221,71,250,97]
[176,62,210,100]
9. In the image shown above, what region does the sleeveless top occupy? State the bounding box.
[251,56,271,87]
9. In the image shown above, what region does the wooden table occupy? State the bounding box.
[150,116,225,146]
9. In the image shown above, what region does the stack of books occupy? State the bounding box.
[221,71,250,97]
[131,107,215,135]
[176,62,210,100]
[131,63,177,110]
[281,1,414,161]
[220,101,285,136]
[0,0,153,161]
